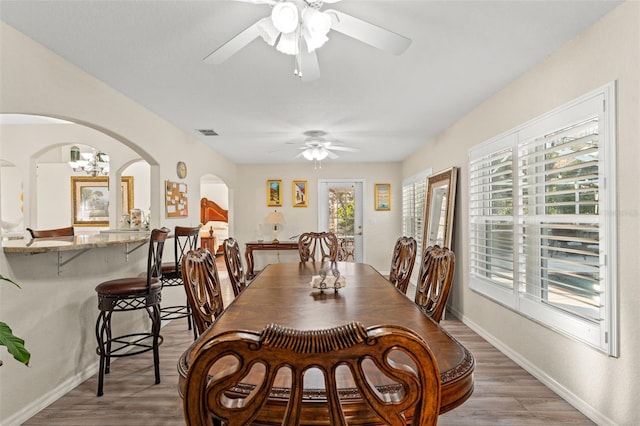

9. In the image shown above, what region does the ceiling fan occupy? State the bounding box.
[203,0,412,81]
[295,130,358,167]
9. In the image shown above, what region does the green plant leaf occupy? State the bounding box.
[0,274,21,288]
[0,321,30,366]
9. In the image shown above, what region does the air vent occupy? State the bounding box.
[197,129,218,136]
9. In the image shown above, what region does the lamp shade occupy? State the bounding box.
[266,211,285,225]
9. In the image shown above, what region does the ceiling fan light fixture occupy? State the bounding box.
[271,2,299,34]
[302,146,328,161]
[303,8,331,38]
[257,17,279,46]
[276,31,298,55]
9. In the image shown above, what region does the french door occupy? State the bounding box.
[317,180,364,263]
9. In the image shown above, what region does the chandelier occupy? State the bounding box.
[68,146,110,176]
[256,1,334,77]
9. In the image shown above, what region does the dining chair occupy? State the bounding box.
[388,236,418,294]
[27,226,74,238]
[298,231,339,262]
[414,245,456,323]
[222,237,247,297]
[160,225,201,339]
[181,248,224,337]
[183,321,441,426]
[94,227,170,396]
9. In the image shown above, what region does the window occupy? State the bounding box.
[402,169,431,258]
[469,83,617,355]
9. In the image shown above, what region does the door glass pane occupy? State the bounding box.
[328,187,355,262]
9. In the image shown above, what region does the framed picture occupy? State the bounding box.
[374,183,391,211]
[267,179,282,207]
[71,176,133,226]
[292,180,308,207]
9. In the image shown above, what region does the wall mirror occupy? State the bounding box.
[423,166,458,250]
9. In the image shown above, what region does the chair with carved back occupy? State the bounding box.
[298,231,339,262]
[181,248,224,337]
[160,225,201,339]
[388,236,418,294]
[222,237,247,297]
[414,245,456,323]
[183,321,441,426]
[94,227,170,396]
[27,226,74,238]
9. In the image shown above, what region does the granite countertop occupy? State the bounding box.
[2,230,150,254]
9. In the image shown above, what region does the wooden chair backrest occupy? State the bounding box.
[27,226,74,238]
[181,248,224,337]
[298,231,339,262]
[172,225,201,271]
[183,322,441,426]
[414,245,455,323]
[222,237,246,297]
[147,227,170,286]
[389,236,418,294]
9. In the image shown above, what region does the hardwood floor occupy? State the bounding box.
[23,258,594,425]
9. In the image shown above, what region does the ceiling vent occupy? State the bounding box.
[197,129,218,136]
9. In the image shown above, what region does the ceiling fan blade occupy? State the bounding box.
[325,9,411,55]
[203,20,262,64]
[327,146,358,152]
[326,150,339,159]
[299,46,320,82]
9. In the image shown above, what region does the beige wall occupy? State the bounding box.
[0,22,236,425]
[403,2,639,424]
[234,162,403,272]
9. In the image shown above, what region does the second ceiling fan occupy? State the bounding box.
[204,0,412,81]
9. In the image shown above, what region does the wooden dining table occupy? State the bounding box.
[177,261,474,423]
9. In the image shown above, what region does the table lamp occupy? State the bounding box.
[266,210,285,243]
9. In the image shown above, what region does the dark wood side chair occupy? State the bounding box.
[94,227,170,396]
[414,245,456,323]
[183,321,441,426]
[222,237,247,297]
[160,225,201,339]
[181,248,224,337]
[389,236,418,294]
[298,231,339,262]
[27,226,74,238]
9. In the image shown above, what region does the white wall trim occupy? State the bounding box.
[448,306,618,426]
[3,321,175,426]
[3,363,99,426]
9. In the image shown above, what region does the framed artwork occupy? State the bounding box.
[165,180,189,218]
[267,179,282,207]
[292,180,308,207]
[71,176,133,226]
[374,183,391,211]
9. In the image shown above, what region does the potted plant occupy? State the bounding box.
[0,274,30,366]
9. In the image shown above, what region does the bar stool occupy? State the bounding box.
[94,227,170,396]
[160,225,200,339]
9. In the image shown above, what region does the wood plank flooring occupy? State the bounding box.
[23,258,594,425]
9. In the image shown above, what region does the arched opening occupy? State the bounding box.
[0,113,155,236]
[200,173,230,255]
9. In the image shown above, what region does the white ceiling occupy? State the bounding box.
[0,0,620,164]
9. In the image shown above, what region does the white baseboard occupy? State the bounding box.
[448,306,617,426]
[2,321,174,426]
[3,363,100,426]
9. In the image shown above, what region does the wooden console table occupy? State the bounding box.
[244,240,298,279]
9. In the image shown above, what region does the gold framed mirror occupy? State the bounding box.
[423,167,458,250]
